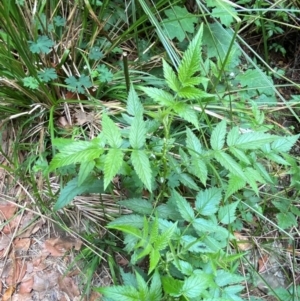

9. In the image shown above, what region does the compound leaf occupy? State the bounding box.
[195,187,222,216]
[211,120,227,150]
[102,113,122,148]
[218,200,239,224]
[127,85,144,116]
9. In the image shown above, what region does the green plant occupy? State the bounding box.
[47,25,299,300]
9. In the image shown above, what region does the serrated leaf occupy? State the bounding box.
[162,6,197,42]
[276,212,297,229]
[229,147,251,165]
[149,270,162,301]
[54,176,104,211]
[207,0,240,25]
[142,87,175,106]
[215,270,244,287]
[181,235,213,253]
[271,134,300,153]
[163,59,181,92]
[181,76,209,87]
[227,127,240,146]
[49,148,103,171]
[135,272,148,298]
[127,85,144,116]
[181,273,210,298]
[266,153,289,165]
[162,276,183,297]
[173,260,194,276]
[155,221,178,250]
[174,103,199,129]
[189,157,208,186]
[102,113,122,148]
[131,150,152,191]
[178,173,199,191]
[235,132,277,150]
[225,174,246,199]
[120,269,137,287]
[177,86,214,99]
[218,201,239,224]
[149,249,160,275]
[236,69,274,96]
[108,214,144,228]
[195,187,222,216]
[211,120,227,150]
[214,151,246,180]
[186,128,202,155]
[78,160,95,186]
[98,285,140,301]
[178,25,203,84]
[172,190,195,223]
[104,148,124,189]
[129,114,147,149]
[118,198,153,215]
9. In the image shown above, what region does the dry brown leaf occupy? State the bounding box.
[89,291,102,301]
[75,111,94,125]
[0,234,12,253]
[3,215,22,234]
[58,276,80,299]
[43,238,65,257]
[258,254,269,273]
[0,202,17,221]
[33,270,59,292]
[233,232,253,251]
[2,285,15,301]
[14,238,31,255]
[18,276,34,294]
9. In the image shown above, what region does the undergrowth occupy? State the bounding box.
[0,0,300,300]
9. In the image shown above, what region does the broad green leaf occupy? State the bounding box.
[218,201,239,224]
[236,69,274,96]
[181,273,210,298]
[173,190,195,222]
[186,128,202,154]
[207,0,240,26]
[102,113,122,148]
[162,276,183,297]
[108,214,144,228]
[271,134,300,153]
[163,59,181,92]
[129,114,147,149]
[110,225,142,238]
[276,212,297,229]
[118,198,153,215]
[142,87,175,106]
[127,84,144,116]
[54,176,104,211]
[193,218,227,235]
[211,120,227,150]
[162,6,197,42]
[178,25,203,84]
[174,103,199,129]
[149,270,162,301]
[203,23,241,70]
[78,160,95,186]
[104,148,124,189]
[235,132,277,150]
[97,285,140,301]
[195,187,222,216]
[244,167,266,195]
[215,270,244,287]
[214,151,246,180]
[253,161,274,183]
[131,149,152,191]
[227,126,240,146]
[120,269,137,287]
[149,249,160,275]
